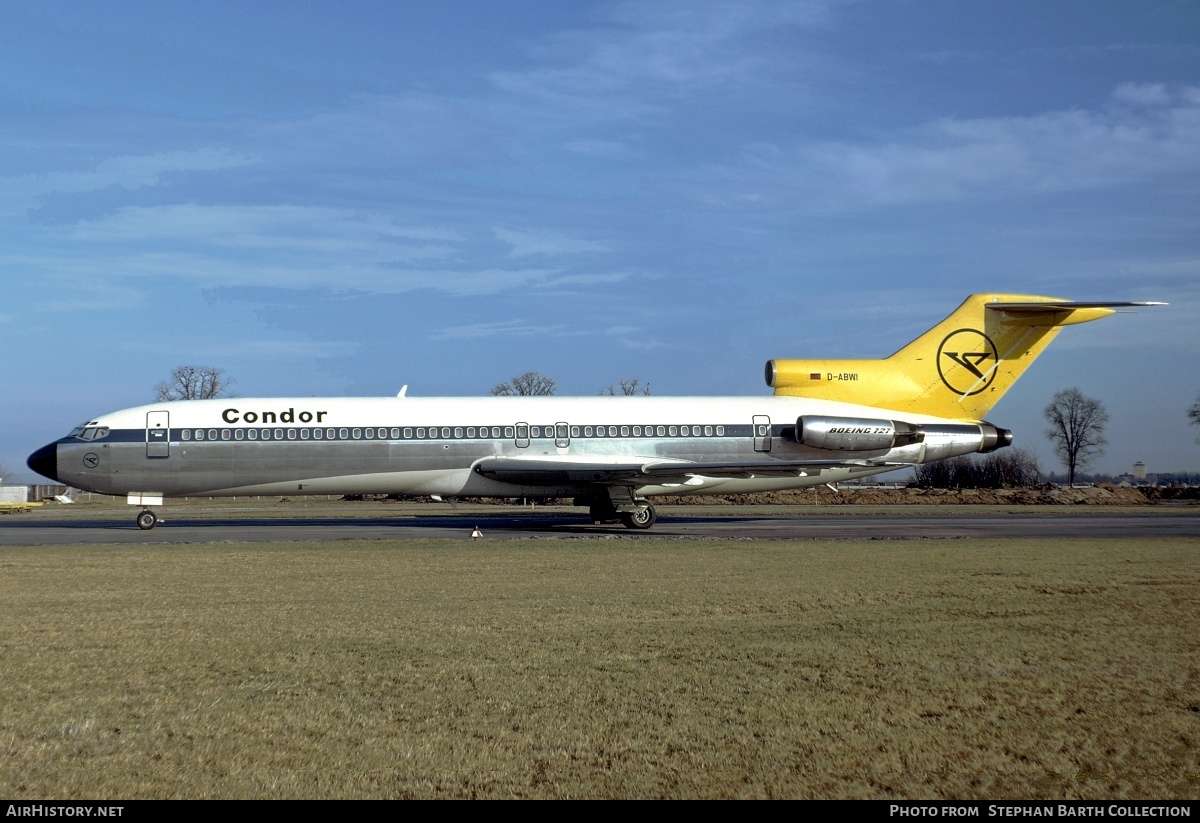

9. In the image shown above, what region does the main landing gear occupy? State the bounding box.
[580,489,657,530]
[136,509,158,530]
[619,505,657,530]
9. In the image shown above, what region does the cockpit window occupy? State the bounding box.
[72,426,110,441]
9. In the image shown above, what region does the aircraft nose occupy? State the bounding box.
[26,443,59,482]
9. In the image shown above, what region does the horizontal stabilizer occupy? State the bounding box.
[986,301,1166,311]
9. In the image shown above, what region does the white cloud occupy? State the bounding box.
[1112,83,1171,107]
[5,195,639,301]
[430,320,569,341]
[200,339,361,360]
[541,272,628,288]
[564,139,631,157]
[490,0,832,120]
[494,227,608,258]
[683,84,1200,211]
[0,148,256,215]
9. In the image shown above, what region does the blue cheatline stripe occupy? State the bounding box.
[65,422,777,444]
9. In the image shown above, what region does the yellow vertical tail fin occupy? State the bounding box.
[766,294,1162,420]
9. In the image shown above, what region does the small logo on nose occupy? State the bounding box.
[83,453,99,468]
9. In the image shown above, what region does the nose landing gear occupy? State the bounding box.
[136,510,158,530]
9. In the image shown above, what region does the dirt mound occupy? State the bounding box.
[652,484,1157,506]
[355,484,1186,507]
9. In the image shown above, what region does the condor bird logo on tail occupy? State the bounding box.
[937,329,998,396]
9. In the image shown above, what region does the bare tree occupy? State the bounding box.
[155,366,233,401]
[490,371,556,396]
[913,448,1040,489]
[1190,393,1200,443]
[1044,388,1108,487]
[601,378,651,396]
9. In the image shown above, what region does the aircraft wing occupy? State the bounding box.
[473,455,910,485]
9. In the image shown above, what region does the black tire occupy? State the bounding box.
[621,505,656,530]
[137,511,157,530]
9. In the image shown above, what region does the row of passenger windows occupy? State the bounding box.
[179,424,728,442]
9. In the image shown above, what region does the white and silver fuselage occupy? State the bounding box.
[27,395,1008,500]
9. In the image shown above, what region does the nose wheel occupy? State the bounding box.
[136,510,158,530]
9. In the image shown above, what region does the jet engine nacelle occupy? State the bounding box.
[794,416,924,451]
[795,415,1012,456]
[921,423,1013,458]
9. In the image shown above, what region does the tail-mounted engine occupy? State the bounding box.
[794,415,1011,455]
[794,416,923,451]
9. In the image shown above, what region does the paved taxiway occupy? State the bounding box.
[2,510,1199,545]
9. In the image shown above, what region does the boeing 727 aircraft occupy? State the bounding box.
[27,294,1161,530]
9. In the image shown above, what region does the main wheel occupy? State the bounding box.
[621,505,656,530]
[136,510,158,530]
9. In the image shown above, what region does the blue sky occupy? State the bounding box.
[3,0,1198,481]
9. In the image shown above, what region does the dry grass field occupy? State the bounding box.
[1,535,1197,799]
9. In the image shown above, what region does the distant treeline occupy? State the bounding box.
[913,449,1041,489]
